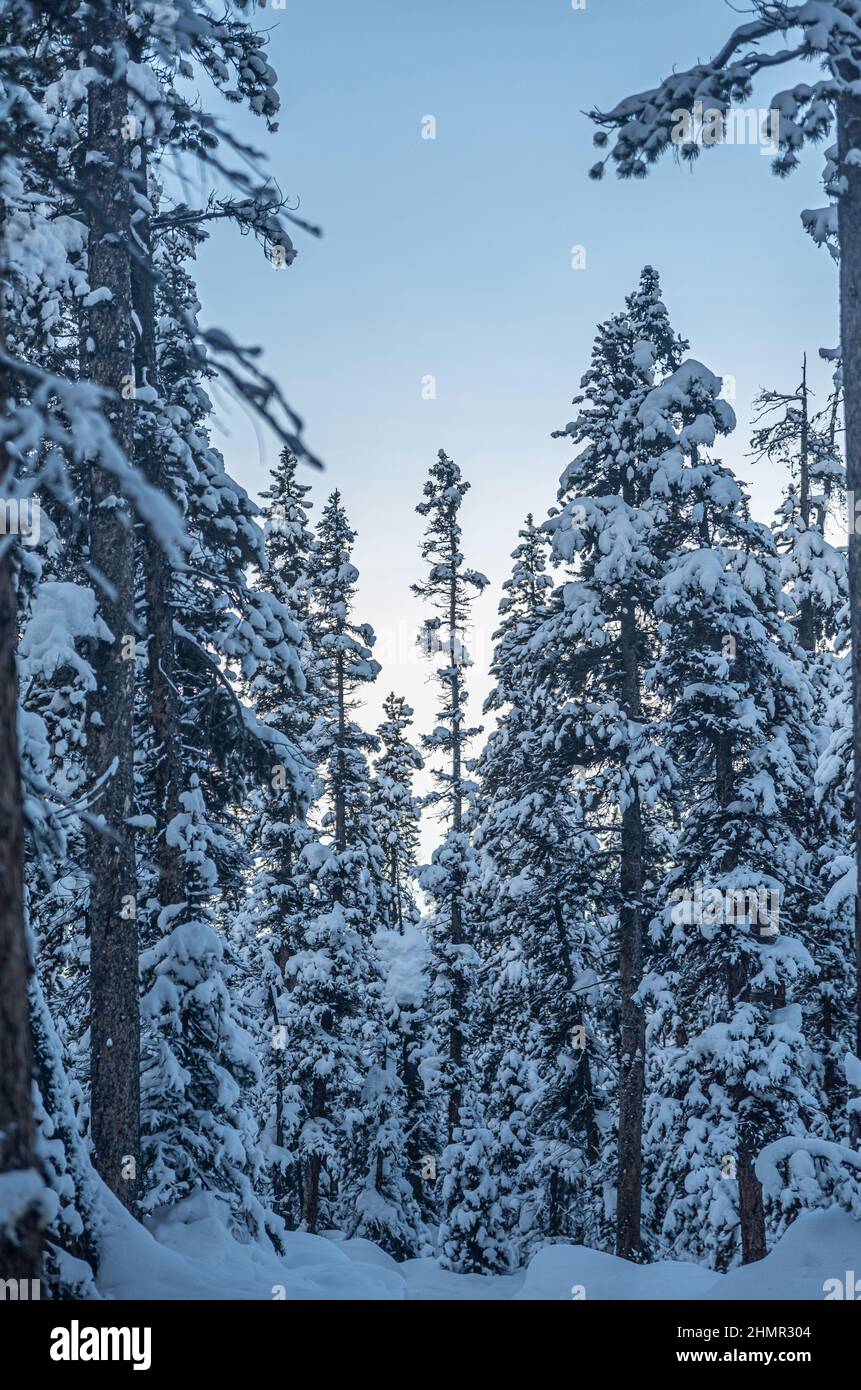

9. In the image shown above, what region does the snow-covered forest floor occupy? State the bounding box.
[75,1194,861,1301]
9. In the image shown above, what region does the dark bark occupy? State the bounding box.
[390,845,404,933]
[717,732,767,1264]
[735,1117,768,1265]
[447,564,465,1144]
[334,650,347,853]
[0,224,42,1280]
[268,983,289,1217]
[84,1,140,1209]
[839,92,861,1073]
[401,1026,425,1205]
[552,895,599,1164]
[301,1076,326,1233]
[797,355,817,654]
[615,598,646,1260]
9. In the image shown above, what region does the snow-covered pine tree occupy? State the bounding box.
[243,448,320,1226]
[643,423,823,1267]
[815,644,858,1140]
[135,223,312,1242]
[372,693,422,933]
[472,515,607,1255]
[752,364,853,1133]
[0,0,171,1270]
[411,449,509,1273]
[280,489,391,1235]
[539,269,719,1259]
[140,777,272,1241]
[1,0,313,1269]
[348,693,433,1256]
[78,0,141,1209]
[751,360,846,660]
[413,450,488,1141]
[0,207,42,1278]
[587,0,861,1090]
[374,924,438,1236]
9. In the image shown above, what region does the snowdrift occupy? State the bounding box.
[76,1190,861,1301]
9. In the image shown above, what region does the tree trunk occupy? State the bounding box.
[615,598,646,1260]
[552,895,599,1163]
[838,91,861,1069]
[0,222,42,1280]
[447,566,465,1144]
[84,1,140,1210]
[798,355,816,654]
[301,1076,326,1232]
[391,846,404,933]
[717,732,767,1263]
[334,649,347,853]
[736,1116,768,1265]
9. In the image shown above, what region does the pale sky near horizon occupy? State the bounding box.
[195,0,841,849]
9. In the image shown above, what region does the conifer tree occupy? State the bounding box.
[283,490,387,1233]
[473,516,607,1254]
[134,226,312,1231]
[372,694,422,934]
[244,448,320,1224]
[140,778,273,1240]
[753,366,853,1131]
[413,448,504,1271]
[413,450,488,1143]
[588,0,861,1080]
[751,361,846,661]
[644,427,822,1266]
[540,270,731,1259]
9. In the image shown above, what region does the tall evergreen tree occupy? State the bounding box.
[413,449,488,1143]
[282,490,387,1234]
[588,0,861,1093]
[244,448,320,1225]
[473,515,607,1254]
[140,777,273,1240]
[372,694,422,934]
[753,366,853,1132]
[412,448,507,1273]
[645,445,824,1267]
[540,269,727,1259]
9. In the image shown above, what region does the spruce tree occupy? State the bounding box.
[588,0,861,1081]
[539,269,723,1259]
[753,367,853,1132]
[372,694,422,934]
[413,450,488,1140]
[645,428,823,1267]
[140,777,272,1240]
[284,490,387,1234]
[244,448,320,1225]
[412,448,505,1271]
[473,516,606,1254]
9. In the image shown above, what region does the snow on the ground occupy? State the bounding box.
[701,1208,861,1301]
[85,1189,861,1301]
[514,1245,718,1301]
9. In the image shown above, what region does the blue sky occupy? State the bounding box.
[196,0,839,829]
